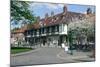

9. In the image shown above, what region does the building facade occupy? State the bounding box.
[11,26,27,47]
[25,23,68,47]
[12,5,95,47]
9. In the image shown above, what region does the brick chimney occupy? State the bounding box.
[45,13,49,19]
[87,8,92,15]
[51,11,54,17]
[63,5,67,14]
[37,16,40,22]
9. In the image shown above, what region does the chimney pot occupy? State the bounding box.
[45,13,49,19]
[87,8,92,15]
[51,11,54,17]
[63,5,67,14]
[37,16,40,22]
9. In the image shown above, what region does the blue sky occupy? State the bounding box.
[29,2,95,19]
[11,2,95,29]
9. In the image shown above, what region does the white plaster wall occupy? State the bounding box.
[59,24,68,35]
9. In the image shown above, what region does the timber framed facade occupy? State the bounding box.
[11,5,95,48]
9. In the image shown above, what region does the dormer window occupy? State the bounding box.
[51,16,56,22]
[56,17,59,20]
[60,15,63,19]
[54,17,56,22]
[43,23,46,26]
[79,15,83,20]
[51,19,54,22]
[39,21,43,26]
[62,16,65,20]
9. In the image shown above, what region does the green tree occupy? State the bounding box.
[68,16,95,47]
[11,1,36,25]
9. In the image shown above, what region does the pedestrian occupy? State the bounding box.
[61,43,65,48]
[64,42,69,54]
[65,46,69,54]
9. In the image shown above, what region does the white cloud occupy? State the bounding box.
[29,2,64,10]
[46,3,64,9]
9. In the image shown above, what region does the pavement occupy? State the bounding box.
[10,47,95,66]
[57,50,95,61]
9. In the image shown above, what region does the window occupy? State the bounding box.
[27,30,30,35]
[63,24,65,32]
[44,28,46,33]
[59,25,62,32]
[32,30,34,35]
[34,30,37,35]
[62,16,65,20]
[57,25,59,32]
[62,24,64,32]
[46,27,49,33]
[37,29,39,35]
[30,29,33,35]
[49,27,51,33]
[41,28,44,34]
[55,26,58,32]
[39,29,41,35]
[56,17,59,20]
[54,17,56,22]
[51,19,54,22]
[51,26,55,32]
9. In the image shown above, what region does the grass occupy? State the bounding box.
[11,47,33,54]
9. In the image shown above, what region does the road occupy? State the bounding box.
[11,47,94,66]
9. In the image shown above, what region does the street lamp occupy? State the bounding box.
[68,29,73,55]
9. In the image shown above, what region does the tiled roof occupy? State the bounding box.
[32,11,86,28]
[12,9,95,33]
[12,25,28,33]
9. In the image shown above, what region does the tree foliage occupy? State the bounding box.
[11,1,35,24]
[67,16,95,45]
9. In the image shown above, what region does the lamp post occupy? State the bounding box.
[68,30,73,55]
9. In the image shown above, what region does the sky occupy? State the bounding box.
[29,2,95,19]
[11,2,95,29]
